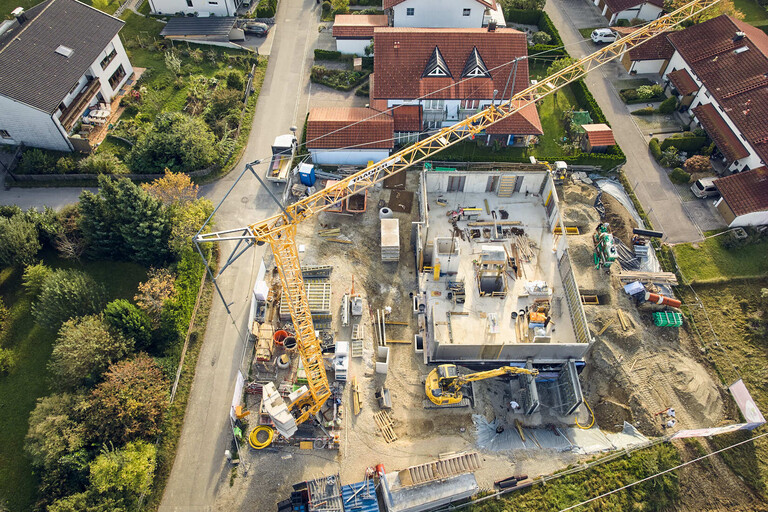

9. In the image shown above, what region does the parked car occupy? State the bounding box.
[591,28,618,44]
[243,22,270,37]
[690,177,719,198]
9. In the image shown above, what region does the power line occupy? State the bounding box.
[558,430,768,511]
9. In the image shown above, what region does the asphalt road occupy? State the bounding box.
[545,0,705,243]
[158,0,318,509]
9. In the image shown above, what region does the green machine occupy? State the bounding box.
[593,223,618,269]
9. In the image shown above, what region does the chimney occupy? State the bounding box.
[733,31,745,41]
[11,7,26,24]
[488,20,497,32]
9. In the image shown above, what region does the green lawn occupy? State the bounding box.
[733,0,768,23]
[0,256,146,512]
[672,234,768,282]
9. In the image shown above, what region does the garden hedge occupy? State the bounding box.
[528,44,567,56]
[649,138,662,161]
[571,80,607,124]
[660,135,707,153]
[314,49,343,61]
[255,0,277,18]
[503,9,563,47]
[310,66,370,91]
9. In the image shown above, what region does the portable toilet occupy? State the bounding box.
[299,163,316,186]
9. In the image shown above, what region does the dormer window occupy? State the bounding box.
[422,47,451,78]
[461,47,490,78]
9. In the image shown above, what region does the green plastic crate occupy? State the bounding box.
[653,311,683,327]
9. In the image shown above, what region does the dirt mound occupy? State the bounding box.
[601,193,638,246]
[593,399,633,432]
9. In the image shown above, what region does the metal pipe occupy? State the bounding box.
[645,292,681,309]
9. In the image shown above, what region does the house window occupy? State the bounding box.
[186,0,193,6]
[108,64,126,89]
[100,48,117,69]
[425,120,441,130]
[463,8,471,15]
[423,99,445,110]
[461,99,479,110]
[0,129,11,139]
[406,7,414,15]
[68,81,81,96]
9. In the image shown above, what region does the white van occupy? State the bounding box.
[690,177,719,198]
[591,28,618,44]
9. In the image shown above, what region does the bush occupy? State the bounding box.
[33,269,107,331]
[632,106,656,116]
[670,167,692,184]
[660,146,684,168]
[531,31,551,45]
[0,215,41,266]
[332,0,349,13]
[658,95,678,114]
[104,300,153,352]
[16,148,60,174]
[537,11,563,46]
[22,263,51,297]
[620,88,639,101]
[310,66,370,91]
[78,152,129,175]
[128,113,217,174]
[684,154,712,174]
[0,348,15,376]
[255,0,277,17]
[649,137,662,161]
[615,18,630,26]
[693,127,706,137]
[660,135,707,153]
[225,70,245,90]
[157,248,205,349]
[636,84,663,100]
[314,49,343,61]
[321,0,331,13]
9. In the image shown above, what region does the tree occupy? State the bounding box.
[25,393,87,470]
[331,0,349,14]
[0,215,41,266]
[103,300,153,351]
[532,31,552,45]
[90,441,157,499]
[77,152,129,175]
[546,57,580,77]
[49,315,133,388]
[225,70,245,90]
[79,176,172,265]
[169,198,214,255]
[684,154,712,174]
[22,262,51,297]
[141,171,199,206]
[664,0,743,21]
[48,491,128,512]
[127,112,217,174]
[87,354,168,444]
[134,268,176,324]
[32,269,107,331]
[55,204,87,261]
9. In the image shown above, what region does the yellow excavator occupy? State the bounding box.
[425,364,539,406]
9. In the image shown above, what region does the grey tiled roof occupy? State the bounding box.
[0,0,125,113]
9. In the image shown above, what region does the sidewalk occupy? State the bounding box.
[545,0,708,243]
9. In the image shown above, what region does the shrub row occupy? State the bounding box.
[619,87,665,104]
[660,135,707,153]
[528,43,568,56]
[504,9,563,47]
[255,0,277,18]
[314,49,344,61]
[571,80,607,124]
[649,137,662,161]
[310,66,370,91]
[537,11,564,47]
[158,249,206,349]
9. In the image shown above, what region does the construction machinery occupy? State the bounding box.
[425,364,539,406]
[593,223,618,269]
[194,0,723,445]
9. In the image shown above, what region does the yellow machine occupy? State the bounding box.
[425,364,539,406]
[194,0,721,444]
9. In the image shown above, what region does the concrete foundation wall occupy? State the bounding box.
[432,340,589,363]
[424,169,547,195]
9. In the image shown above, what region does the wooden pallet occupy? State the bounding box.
[398,452,481,487]
[351,340,363,358]
[373,410,397,443]
[351,376,362,416]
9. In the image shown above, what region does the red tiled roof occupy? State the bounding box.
[668,15,768,163]
[667,69,699,96]
[714,166,768,216]
[692,103,750,162]
[373,27,529,101]
[485,100,543,135]
[382,0,495,10]
[605,0,662,14]
[307,107,394,150]
[391,104,422,132]
[628,32,674,61]
[368,74,388,111]
[582,123,616,146]
[332,15,388,39]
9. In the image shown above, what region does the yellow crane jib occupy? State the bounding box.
[425,364,539,406]
[194,0,722,435]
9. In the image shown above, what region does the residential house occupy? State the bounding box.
[0,0,133,152]
[382,0,505,28]
[332,15,388,56]
[306,107,394,165]
[592,0,662,25]
[370,27,543,147]
[617,26,674,74]
[148,0,241,18]
[663,15,768,173]
[580,124,616,153]
[713,167,768,226]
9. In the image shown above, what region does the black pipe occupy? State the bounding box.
[632,228,664,238]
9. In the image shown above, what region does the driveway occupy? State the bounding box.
[545,0,708,243]
[158,0,320,509]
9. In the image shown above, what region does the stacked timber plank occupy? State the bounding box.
[381,219,400,262]
[397,452,481,487]
[617,271,678,285]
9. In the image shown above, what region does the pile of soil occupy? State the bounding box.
[601,193,638,246]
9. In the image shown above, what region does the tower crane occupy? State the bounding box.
[425,364,539,406]
[194,0,721,439]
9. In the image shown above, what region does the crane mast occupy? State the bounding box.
[196,0,721,431]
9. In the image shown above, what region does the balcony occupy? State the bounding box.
[59,78,101,132]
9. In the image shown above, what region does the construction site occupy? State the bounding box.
[195,2,765,509]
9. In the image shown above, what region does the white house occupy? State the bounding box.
[148,0,241,17]
[370,27,542,147]
[714,167,768,227]
[307,107,394,165]
[332,15,388,56]
[382,0,505,28]
[0,0,133,152]
[592,0,662,25]
[617,26,674,74]
[663,15,768,174]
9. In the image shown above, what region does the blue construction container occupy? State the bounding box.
[341,479,379,512]
[299,163,316,186]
